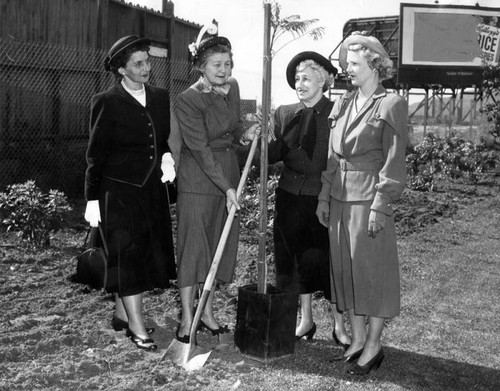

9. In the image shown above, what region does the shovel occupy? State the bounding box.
[155,135,259,372]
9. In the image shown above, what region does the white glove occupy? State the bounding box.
[161,152,176,183]
[84,200,101,228]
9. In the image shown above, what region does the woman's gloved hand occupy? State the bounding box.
[368,210,386,238]
[161,152,176,183]
[84,200,101,227]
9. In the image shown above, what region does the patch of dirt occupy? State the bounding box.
[1,175,499,390]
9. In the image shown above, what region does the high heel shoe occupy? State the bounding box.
[199,320,230,336]
[125,329,157,351]
[329,347,363,363]
[111,315,154,334]
[332,330,350,350]
[295,322,317,341]
[347,348,385,375]
[175,324,190,344]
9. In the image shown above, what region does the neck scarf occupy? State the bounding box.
[282,106,317,160]
[199,76,230,96]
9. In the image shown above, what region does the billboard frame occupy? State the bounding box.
[398,2,500,88]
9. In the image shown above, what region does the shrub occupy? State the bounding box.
[0,180,72,247]
[239,164,281,247]
[481,64,500,141]
[406,133,497,191]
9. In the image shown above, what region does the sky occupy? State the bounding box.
[134,0,499,107]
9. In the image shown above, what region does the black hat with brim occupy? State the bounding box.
[104,35,151,71]
[286,51,338,89]
[192,36,231,64]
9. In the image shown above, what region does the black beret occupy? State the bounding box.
[286,51,338,89]
[192,36,231,64]
[104,35,151,71]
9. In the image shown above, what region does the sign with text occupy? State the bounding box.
[399,3,500,87]
[477,24,500,64]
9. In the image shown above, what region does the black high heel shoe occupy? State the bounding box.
[125,329,157,351]
[347,348,385,375]
[175,324,190,343]
[295,322,317,341]
[199,320,230,336]
[329,347,363,363]
[111,315,154,334]
[332,330,350,350]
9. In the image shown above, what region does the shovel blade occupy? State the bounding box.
[163,339,212,371]
[184,346,212,371]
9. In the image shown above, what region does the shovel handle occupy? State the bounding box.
[189,135,259,343]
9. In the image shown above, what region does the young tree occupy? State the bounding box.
[269,1,325,56]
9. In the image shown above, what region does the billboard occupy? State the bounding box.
[399,3,500,87]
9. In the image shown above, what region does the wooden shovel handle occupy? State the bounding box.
[189,135,259,343]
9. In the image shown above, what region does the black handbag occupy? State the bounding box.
[74,225,108,289]
[166,180,177,205]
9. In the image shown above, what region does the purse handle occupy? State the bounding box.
[81,224,109,257]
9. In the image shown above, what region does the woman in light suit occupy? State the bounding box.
[173,26,259,342]
[316,32,408,375]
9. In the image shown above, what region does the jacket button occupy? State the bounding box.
[148,123,152,126]
[149,156,153,160]
[149,134,153,138]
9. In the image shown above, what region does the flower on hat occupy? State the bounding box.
[188,42,198,57]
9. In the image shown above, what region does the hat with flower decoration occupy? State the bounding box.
[188,20,231,64]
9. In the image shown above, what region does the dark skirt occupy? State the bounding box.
[99,174,176,296]
[176,192,240,287]
[273,188,331,299]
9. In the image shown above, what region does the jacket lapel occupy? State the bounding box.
[343,85,387,139]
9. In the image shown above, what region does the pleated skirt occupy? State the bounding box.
[176,192,240,287]
[328,198,400,318]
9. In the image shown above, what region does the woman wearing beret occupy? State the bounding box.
[316,32,408,374]
[173,26,259,342]
[268,51,350,348]
[84,35,176,351]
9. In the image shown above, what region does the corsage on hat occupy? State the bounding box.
[188,20,231,64]
[338,32,389,70]
[104,35,150,72]
[286,51,338,89]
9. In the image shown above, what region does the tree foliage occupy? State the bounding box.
[269,1,325,56]
[481,64,500,141]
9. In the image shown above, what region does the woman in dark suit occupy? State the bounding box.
[268,52,350,347]
[317,32,408,374]
[84,35,176,351]
[173,25,259,342]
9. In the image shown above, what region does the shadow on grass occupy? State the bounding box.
[241,340,499,391]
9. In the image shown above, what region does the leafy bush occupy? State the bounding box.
[406,133,497,191]
[0,180,72,247]
[239,164,281,247]
[481,64,500,141]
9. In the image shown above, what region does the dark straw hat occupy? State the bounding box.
[104,35,151,71]
[286,51,337,89]
[192,36,231,64]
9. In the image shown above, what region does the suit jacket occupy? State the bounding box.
[174,77,245,196]
[318,85,408,215]
[85,83,171,200]
[269,95,333,196]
